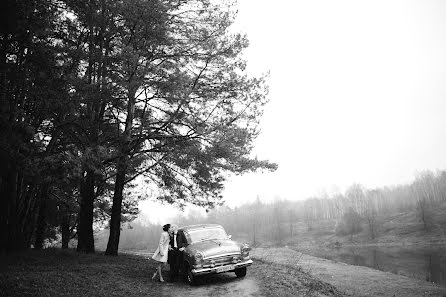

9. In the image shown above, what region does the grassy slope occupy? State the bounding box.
[0,249,164,297]
[286,200,446,250]
[250,254,346,297]
[252,247,446,297]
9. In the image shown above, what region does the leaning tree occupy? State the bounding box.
[102,0,278,255]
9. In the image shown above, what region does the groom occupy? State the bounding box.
[168,224,187,282]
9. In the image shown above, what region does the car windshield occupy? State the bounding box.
[187,227,228,244]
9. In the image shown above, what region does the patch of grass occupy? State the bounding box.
[0,249,166,297]
[252,247,446,297]
[250,257,348,297]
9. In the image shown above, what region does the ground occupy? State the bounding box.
[0,248,342,297]
[2,248,444,297]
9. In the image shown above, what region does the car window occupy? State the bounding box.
[187,227,228,244]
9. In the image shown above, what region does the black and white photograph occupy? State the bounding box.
[1,0,446,296]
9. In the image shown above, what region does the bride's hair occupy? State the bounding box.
[162,224,171,232]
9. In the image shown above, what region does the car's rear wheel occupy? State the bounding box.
[235,267,247,277]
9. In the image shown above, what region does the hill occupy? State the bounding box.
[284,200,446,250]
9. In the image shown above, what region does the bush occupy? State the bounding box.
[335,208,363,238]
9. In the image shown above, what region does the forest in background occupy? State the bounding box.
[92,169,446,251]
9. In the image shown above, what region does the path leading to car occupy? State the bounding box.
[122,250,264,297]
[159,273,262,297]
[123,249,346,297]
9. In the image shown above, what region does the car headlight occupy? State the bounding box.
[241,244,251,256]
[195,252,203,264]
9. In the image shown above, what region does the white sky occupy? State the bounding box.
[140,0,446,222]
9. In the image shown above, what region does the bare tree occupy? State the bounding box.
[412,172,435,230]
[364,190,380,239]
[345,184,366,215]
[271,199,285,245]
[303,198,316,231]
[251,196,262,247]
[287,207,296,238]
[336,207,362,241]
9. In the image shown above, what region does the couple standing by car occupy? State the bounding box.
[151,224,187,282]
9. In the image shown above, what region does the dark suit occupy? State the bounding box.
[168,230,187,280]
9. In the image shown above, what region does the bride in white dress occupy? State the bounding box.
[151,224,170,282]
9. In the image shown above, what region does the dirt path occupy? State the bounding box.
[158,274,262,297]
[124,250,343,296]
[252,247,446,297]
[123,250,264,297]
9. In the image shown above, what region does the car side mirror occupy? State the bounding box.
[227,235,232,239]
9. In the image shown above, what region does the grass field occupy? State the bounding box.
[249,257,345,297]
[0,249,162,297]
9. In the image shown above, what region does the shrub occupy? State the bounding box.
[335,208,363,239]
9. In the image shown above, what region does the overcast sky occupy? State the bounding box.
[140,0,446,222]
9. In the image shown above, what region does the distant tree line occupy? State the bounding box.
[217,170,446,243]
[114,169,446,249]
[0,0,276,254]
[299,170,446,236]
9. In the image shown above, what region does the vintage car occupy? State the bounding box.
[179,224,252,285]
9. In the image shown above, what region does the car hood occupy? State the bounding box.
[189,239,240,258]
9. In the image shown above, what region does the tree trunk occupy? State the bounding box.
[17,184,36,248]
[34,186,49,249]
[61,215,70,249]
[105,157,127,256]
[77,170,95,253]
[105,86,136,256]
[34,206,47,249]
[252,220,256,247]
[0,172,10,252]
[1,163,20,252]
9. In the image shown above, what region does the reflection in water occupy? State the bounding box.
[307,246,446,288]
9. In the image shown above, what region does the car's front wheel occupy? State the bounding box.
[234,267,247,277]
[185,264,196,285]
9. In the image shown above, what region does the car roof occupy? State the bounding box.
[179,224,223,232]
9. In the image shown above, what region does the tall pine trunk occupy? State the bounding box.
[77,170,95,253]
[34,186,49,249]
[0,162,18,252]
[61,214,71,249]
[18,184,38,248]
[105,157,127,255]
[33,134,59,249]
[105,87,136,256]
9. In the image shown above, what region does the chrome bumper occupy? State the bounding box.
[191,259,253,276]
